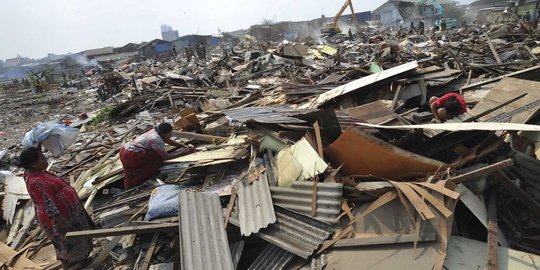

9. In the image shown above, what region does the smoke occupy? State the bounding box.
[73,54,101,68]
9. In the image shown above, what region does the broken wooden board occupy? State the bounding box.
[0,241,42,269]
[165,146,249,164]
[306,61,418,108]
[445,236,540,270]
[470,77,540,124]
[343,101,400,125]
[325,129,445,178]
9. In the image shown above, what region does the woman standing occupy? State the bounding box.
[20,146,94,269]
[120,123,189,189]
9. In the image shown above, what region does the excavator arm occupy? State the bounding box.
[418,0,445,17]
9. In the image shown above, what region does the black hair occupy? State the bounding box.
[155,122,173,135]
[444,96,461,118]
[20,147,40,170]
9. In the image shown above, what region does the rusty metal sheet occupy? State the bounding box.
[325,129,446,178]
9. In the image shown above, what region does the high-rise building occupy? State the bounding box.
[161,24,180,42]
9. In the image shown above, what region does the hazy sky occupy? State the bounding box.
[0,0,471,60]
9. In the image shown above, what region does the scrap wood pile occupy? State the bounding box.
[1,21,540,270]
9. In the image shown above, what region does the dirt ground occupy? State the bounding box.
[0,87,99,167]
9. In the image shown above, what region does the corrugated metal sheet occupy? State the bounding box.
[230,240,245,270]
[248,244,295,270]
[307,61,418,108]
[178,191,234,270]
[230,206,334,259]
[270,181,343,224]
[223,107,316,124]
[238,173,276,236]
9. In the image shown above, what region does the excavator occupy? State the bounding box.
[320,0,358,35]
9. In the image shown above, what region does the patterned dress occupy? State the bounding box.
[120,129,168,189]
[23,171,94,264]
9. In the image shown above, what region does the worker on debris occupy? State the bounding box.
[20,146,95,269]
[348,28,353,41]
[429,93,467,122]
[418,18,425,35]
[441,19,447,31]
[410,21,416,33]
[185,44,193,64]
[120,123,190,189]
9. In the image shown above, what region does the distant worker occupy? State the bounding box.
[418,18,425,35]
[185,44,193,64]
[198,43,207,61]
[410,21,416,33]
[172,46,178,58]
[429,93,467,122]
[119,123,192,189]
[348,28,353,41]
[441,19,447,31]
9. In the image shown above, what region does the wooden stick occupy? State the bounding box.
[486,34,502,64]
[487,190,498,270]
[66,223,177,240]
[451,159,513,184]
[140,232,159,270]
[313,121,324,158]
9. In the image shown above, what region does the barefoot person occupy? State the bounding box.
[429,93,467,122]
[20,147,95,269]
[120,123,189,189]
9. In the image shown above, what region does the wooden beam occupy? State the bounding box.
[66,223,177,240]
[486,35,502,64]
[487,191,498,270]
[171,131,227,143]
[139,233,159,270]
[451,159,513,184]
[313,121,324,158]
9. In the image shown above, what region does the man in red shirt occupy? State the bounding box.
[429,93,467,122]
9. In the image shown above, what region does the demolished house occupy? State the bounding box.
[1,12,540,270]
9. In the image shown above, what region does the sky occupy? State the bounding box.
[0,0,470,61]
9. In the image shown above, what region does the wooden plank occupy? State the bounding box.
[171,131,227,143]
[487,191,498,270]
[140,233,159,270]
[392,182,436,220]
[391,84,402,111]
[0,241,42,269]
[405,183,453,218]
[311,178,318,217]
[416,182,460,199]
[313,121,324,158]
[65,223,177,240]
[334,232,436,248]
[486,35,502,64]
[451,159,513,184]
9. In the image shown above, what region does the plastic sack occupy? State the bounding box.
[145,185,187,221]
[22,123,79,157]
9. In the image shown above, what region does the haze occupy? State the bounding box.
[0,0,471,60]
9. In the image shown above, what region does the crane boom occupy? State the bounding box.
[322,0,358,35]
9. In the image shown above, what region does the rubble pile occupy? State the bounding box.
[1,21,540,270]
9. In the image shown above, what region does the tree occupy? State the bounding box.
[261,18,275,26]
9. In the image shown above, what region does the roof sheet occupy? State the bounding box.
[178,191,234,270]
[270,181,343,224]
[223,107,316,124]
[248,244,295,270]
[230,206,334,259]
[238,173,277,236]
